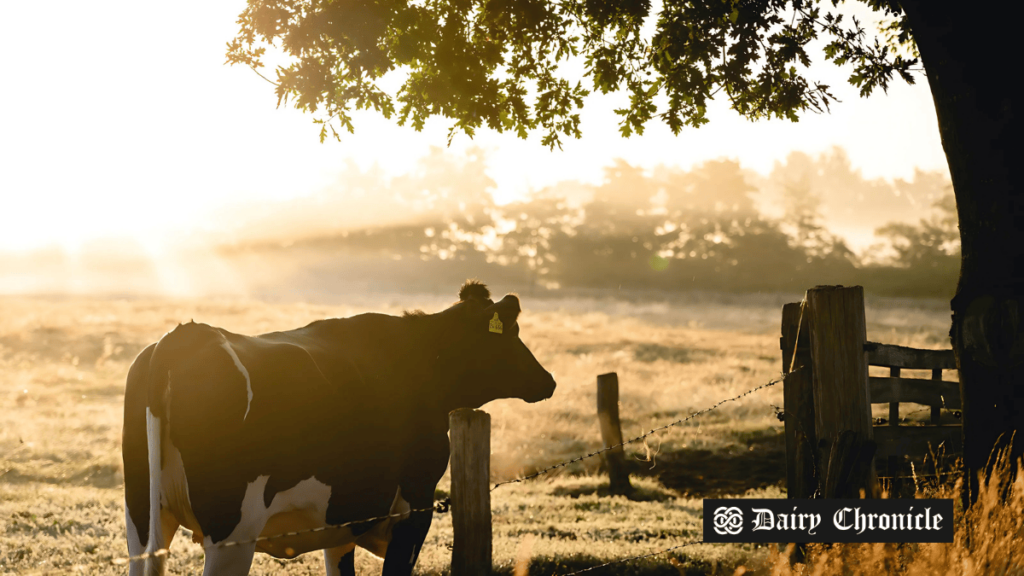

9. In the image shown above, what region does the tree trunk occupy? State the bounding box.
[899,0,1024,504]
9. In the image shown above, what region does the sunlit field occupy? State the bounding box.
[1,290,994,575]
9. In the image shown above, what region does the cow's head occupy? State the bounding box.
[438,281,556,408]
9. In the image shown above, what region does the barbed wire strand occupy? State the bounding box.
[788,298,806,375]
[113,498,451,565]
[558,539,707,575]
[491,369,801,492]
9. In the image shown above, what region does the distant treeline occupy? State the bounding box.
[221,147,959,298]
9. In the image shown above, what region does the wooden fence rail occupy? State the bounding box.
[865,342,956,369]
[868,375,960,410]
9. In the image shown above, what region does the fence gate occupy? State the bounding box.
[781,285,962,500]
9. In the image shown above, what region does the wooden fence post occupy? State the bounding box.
[597,373,633,495]
[450,409,492,576]
[781,302,817,500]
[888,366,901,497]
[930,369,943,425]
[806,285,877,498]
[781,302,816,564]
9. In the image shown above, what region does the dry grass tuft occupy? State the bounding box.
[767,447,1024,576]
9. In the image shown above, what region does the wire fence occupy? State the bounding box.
[513,370,796,574]
[107,369,795,570]
[491,370,796,492]
[116,498,453,565]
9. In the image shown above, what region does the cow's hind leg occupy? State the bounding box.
[381,510,432,576]
[126,501,179,576]
[201,542,256,576]
[324,545,356,576]
[125,500,147,576]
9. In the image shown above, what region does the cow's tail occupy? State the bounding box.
[144,400,165,575]
[142,328,188,576]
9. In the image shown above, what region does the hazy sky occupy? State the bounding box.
[1,1,949,253]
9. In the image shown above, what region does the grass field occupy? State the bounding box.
[0,290,964,575]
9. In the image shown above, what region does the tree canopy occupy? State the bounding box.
[226,0,1024,512]
[227,0,920,147]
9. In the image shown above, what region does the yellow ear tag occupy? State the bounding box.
[488,313,503,334]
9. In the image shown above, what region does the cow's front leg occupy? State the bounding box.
[381,509,432,576]
[324,545,356,576]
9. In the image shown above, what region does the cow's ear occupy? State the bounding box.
[482,295,521,333]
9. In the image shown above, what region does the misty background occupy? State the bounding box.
[0,145,957,300]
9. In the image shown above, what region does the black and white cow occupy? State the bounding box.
[122,281,556,575]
